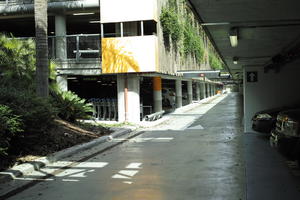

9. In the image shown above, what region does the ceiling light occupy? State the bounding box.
[229,28,238,47]
[73,12,95,16]
[233,57,238,64]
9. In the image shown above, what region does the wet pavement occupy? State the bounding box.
[1,93,299,199]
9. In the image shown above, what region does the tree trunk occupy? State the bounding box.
[34,0,49,97]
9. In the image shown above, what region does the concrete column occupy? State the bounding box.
[187,80,193,104]
[214,84,217,95]
[55,15,67,60]
[117,74,140,123]
[175,79,182,108]
[196,82,200,101]
[153,77,162,112]
[207,83,211,97]
[201,82,206,99]
[56,75,68,91]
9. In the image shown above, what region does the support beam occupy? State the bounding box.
[196,82,200,101]
[56,75,68,91]
[176,79,182,108]
[117,74,140,122]
[153,77,162,112]
[201,82,206,99]
[187,80,193,104]
[55,15,67,61]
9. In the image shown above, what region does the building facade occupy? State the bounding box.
[0,0,223,122]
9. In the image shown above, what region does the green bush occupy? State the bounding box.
[0,105,23,156]
[0,35,36,89]
[50,88,93,122]
[0,86,56,134]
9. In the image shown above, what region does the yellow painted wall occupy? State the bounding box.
[102,36,159,73]
[100,0,158,23]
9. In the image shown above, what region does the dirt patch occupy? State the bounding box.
[0,119,111,171]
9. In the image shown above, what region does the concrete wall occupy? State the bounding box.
[243,60,300,132]
[100,0,158,23]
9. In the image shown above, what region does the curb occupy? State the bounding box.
[0,128,133,184]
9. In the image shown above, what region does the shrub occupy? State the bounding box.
[0,105,23,156]
[0,86,56,134]
[50,87,93,122]
[0,35,36,89]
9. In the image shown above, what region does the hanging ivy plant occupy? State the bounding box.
[209,53,224,70]
[160,7,182,47]
[160,0,222,69]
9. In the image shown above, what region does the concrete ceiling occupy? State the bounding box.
[189,0,300,79]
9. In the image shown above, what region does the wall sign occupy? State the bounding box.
[247,71,258,82]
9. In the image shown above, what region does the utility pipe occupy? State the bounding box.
[0,0,99,15]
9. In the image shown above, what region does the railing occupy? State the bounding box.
[48,34,101,61]
[17,34,101,61]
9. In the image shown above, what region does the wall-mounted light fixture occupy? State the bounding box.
[233,57,238,64]
[229,28,238,47]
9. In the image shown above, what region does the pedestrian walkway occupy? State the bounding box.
[1,93,300,200]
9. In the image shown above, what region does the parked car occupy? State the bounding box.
[270,109,300,161]
[252,107,286,134]
[162,88,175,108]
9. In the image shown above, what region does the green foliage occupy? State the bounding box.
[209,53,224,70]
[0,105,23,156]
[0,86,56,134]
[183,23,204,62]
[160,0,204,63]
[0,34,36,88]
[160,0,223,69]
[160,7,182,46]
[51,87,93,122]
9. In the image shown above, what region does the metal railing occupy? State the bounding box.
[48,34,101,61]
[17,34,101,61]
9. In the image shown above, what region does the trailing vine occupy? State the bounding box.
[160,7,182,46]
[160,0,223,70]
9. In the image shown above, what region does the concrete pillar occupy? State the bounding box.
[207,83,211,97]
[55,15,67,60]
[196,82,200,101]
[153,77,162,112]
[200,82,206,99]
[214,84,217,95]
[175,79,182,108]
[117,74,140,123]
[187,80,193,104]
[56,75,68,91]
